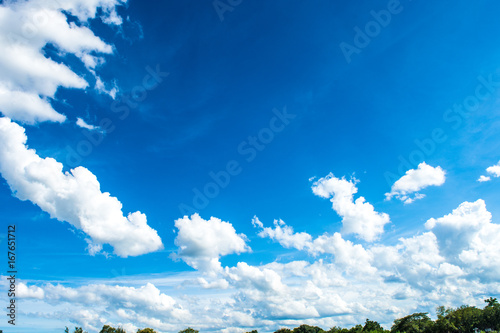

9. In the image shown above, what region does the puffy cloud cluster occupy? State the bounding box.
[17,197,500,332]
[311,174,390,241]
[18,282,189,332]
[425,199,500,281]
[0,118,163,257]
[478,160,500,182]
[172,214,251,273]
[0,0,123,124]
[385,162,446,204]
[253,217,312,250]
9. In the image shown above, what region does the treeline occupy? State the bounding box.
[65,297,500,333]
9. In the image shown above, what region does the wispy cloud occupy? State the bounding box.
[386,162,446,204]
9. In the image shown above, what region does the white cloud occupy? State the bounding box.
[310,232,376,275]
[425,199,491,258]
[172,214,251,273]
[95,77,119,98]
[18,283,44,299]
[425,199,500,281]
[254,216,312,250]
[478,160,500,182]
[312,173,390,241]
[18,281,189,332]
[486,161,500,177]
[76,117,100,131]
[0,0,124,124]
[0,118,163,257]
[254,217,376,276]
[225,262,286,293]
[16,197,500,331]
[386,162,446,204]
[478,175,491,182]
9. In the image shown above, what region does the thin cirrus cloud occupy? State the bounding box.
[311,173,390,242]
[385,162,446,204]
[0,117,163,257]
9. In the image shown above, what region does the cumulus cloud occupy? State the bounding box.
[425,199,500,281]
[478,160,500,182]
[172,214,251,273]
[486,161,500,177]
[254,216,375,275]
[311,173,390,241]
[478,175,491,182]
[253,216,312,250]
[18,281,189,332]
[425,199,491,257]
[385,162,446,204]
[16,200,500,331]
[0,0,123,124]
[0,118,163,257]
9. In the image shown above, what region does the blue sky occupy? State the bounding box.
[1,0,500,332]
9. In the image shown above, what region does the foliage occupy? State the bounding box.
[137,329,158,333]
[482,298,500,331]
[391,312,433,333]
[100,325,117,333]
[64,328,87,333]
[98,325,126,333]
[293,324,325,333]
[363,319,385,332]
[179,328,200,333]
[447,305,482,333]
[274,329,293,333]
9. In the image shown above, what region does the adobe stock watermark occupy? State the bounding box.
[178,106,295,215]
[65,65,169,167]
[339,0,407,64]
[7,0,63,46]
[213,0,243,21]
[384,69,500,185]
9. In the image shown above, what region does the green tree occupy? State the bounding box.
[481,299,500,331]
[179,328,199,333]
[327,326,349,333]
[485,297,499,308]
[137,329,157,333]
[73,328,87,333]
[447,305,482,333]
[391,312,433,333]
[293,324,325,333]
[100,325,117,333]
[348,325,363,333]
[275,329,292,333]
[245,330,258,333]
[433,306,456,333]
[363,319,384,332]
